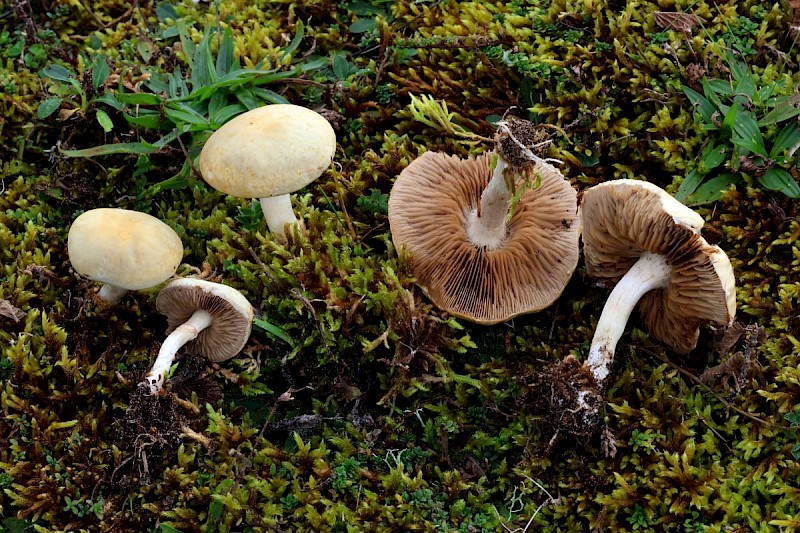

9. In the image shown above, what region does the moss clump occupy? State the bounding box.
[2,0,800,531]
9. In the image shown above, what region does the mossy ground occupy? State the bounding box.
[1,0,800,531]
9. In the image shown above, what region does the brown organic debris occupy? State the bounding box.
[524,355,603,440]
[653,12,704,33]
[701,322,765,399]
[0,299,25,322]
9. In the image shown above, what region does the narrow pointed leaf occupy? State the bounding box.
[215,27,235,76]
[675,168,706,202]
[732,107,767,157]
[759,94,800,126]
[769,122,800,159]
[687,173,739,205]
[758,168,800,198]
[683,86,716,126]
[62,141,158,157]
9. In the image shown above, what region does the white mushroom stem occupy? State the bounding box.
[465,158,512,249]
[144,309,213,395]
[586,252,672,386]
[97,284,129,304]
[259,194,299,239]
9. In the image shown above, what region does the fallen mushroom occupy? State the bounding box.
[388,117,580,324]
[144,278,254,395]
[581,179,736,388]
[198,104,337,239]
[67,208,184,304]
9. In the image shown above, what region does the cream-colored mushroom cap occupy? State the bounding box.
[389,151,581,325]
[156,278,254,362]
[581,179,736,353]
[67,208,183,290]
[198,104,336,198]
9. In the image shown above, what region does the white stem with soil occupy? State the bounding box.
[144,309,213,395]
[97,283,129,304]
[259,194,298,239]
[586,252,672,386]
[465,158,512,250]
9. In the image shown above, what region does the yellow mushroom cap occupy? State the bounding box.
[67,208,184,290]
[198,104,336,198]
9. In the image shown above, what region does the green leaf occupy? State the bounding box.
[727,52,750,85]
[115,92,165,106]
[168,65,189,99]
[686,173,738,205]
[62,141,159,157]
[732,106,768,157]
[210,103,247,127]
[191,29,218,89]
[177,20,195,71]
[91,56,110,90]
[683,86,716,126]
[758,168,800,198]
[280,20,304,61]
[207,91,226,122]
[155,2,179,22]
[332,52,351,80]
[350,17,377,33]
[234,88,262,110]
[169,68,295,104]
[253,316,294,345]
[95,108,114,133]
[164,104,209,127]
[733,68,756,100]
[248,86,289,105]
[701,77,725,110]
[707,78,733,97]
[139,160,192,197]
[37,97,62,119]
[206,479,234,533]
[759,94,800,126]
[769,121,800,160]
[94,92,122,110]
[215,27,236,76]
[675,169,706,202]
[357,188,389,215]
[720,102,737,139]
[699,142,728,172]
[40,64,74,82]
[124,110,167,130]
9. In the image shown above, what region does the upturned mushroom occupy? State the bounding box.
[388,117,580,324]
[580,179,736,388]
[198,104,337,239]
[67,208,184,304]
[144,278,254,394]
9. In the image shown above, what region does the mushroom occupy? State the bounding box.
[388,118,580,324]
[580,179,736,388]
[144,278,254,395]
[198,104,337,239]
[67,208,184,304]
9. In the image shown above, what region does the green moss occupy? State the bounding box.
[2,0,800,530]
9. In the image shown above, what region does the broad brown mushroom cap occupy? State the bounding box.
[581,179,736,353]
[156,279,254,362]
[388,151,580,325]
